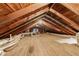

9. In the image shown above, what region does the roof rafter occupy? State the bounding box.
[44,14,76,34]
[0,6,48,34]
[50,8,79,31]
[0,4,49,26]
[43,18,72,35]
[61,3,79,15]
[5,3,16,11]
[43,20,61,32]
[0,12,46,38]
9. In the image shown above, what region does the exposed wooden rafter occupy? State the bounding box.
[0,6,48,34]
[43,20,61,32]
[44,14,76,34]
[0,4,49,26]
[61,3,79,15]
[0,3,79,39]
[5,3,16,11]
[50,8,79,31]
[43,17,75,35]
[0,12,46,38]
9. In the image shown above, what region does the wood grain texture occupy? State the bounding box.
[0,3,79,38]
[4,34,79,56]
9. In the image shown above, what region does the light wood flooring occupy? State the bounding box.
[4,33,79,56]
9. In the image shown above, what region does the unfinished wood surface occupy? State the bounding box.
[50,8,79,31]
[43,17,75,35]
[5,34,79,56]
[44,15,76,34]
[0,5,48,36]
[61,3,79,15]
[0,4,49,25]
[0,3,79,38]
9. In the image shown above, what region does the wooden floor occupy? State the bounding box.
[5,33,79,56]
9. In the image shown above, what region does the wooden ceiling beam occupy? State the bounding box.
[11,19,61,34]
[42,20,61,32]
[8,13,45,30]
[61,3,79,15]
[0,11,46,38]
[12,19,38,35]
[14,3,22,9]
[27,20,61,33]
[19,3,23,8]
[5,3,16,11]
[0,7,47,34]
[50,8,79,31]
[1,19,38,38]
[45,14,76,34]
[0,4,49,26]
[42,18,72,35]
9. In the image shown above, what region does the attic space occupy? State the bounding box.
[0,3,79,56]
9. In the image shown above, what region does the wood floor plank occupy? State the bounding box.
[4,33,79,56]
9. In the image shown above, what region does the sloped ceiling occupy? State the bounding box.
[0,3,79,39]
